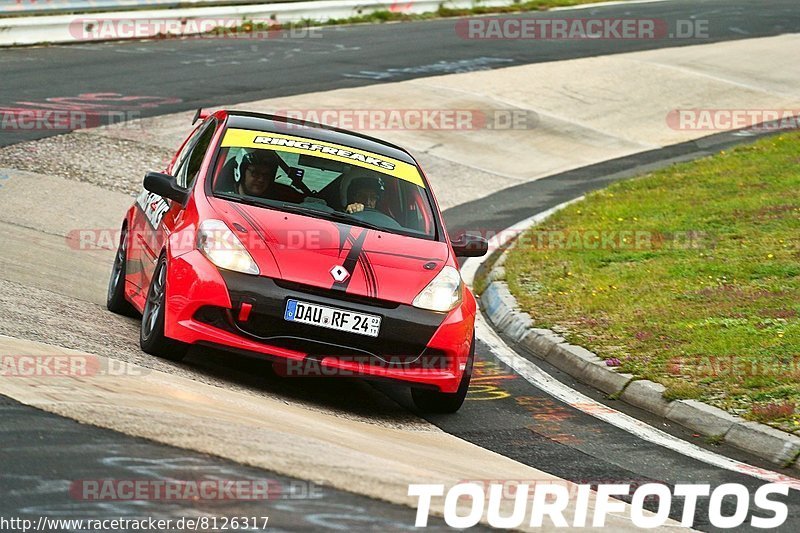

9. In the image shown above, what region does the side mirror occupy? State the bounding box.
[452,233,488,258]
[143,172,188,205]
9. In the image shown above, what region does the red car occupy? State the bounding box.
[107,110,487,412]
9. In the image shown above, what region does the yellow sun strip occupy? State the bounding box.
[221,128,424,188]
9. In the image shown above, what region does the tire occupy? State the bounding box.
[140,253,187,362]
[411,334,475,413]
[106,227,138,317]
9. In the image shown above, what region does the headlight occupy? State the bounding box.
[412,265,463,312]
[197,219,259,275]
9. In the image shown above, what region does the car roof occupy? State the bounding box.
[220,110,419,166]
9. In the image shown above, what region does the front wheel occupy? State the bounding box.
[106,227,137,317]
[411,334,475,413]
[140,254,187,362]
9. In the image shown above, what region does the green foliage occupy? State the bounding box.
[504,133,800,432]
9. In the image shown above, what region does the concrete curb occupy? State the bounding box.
[478,215,800,472]
[0,0,514,46]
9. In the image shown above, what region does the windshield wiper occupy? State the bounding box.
[215,192,279,209]
[280,204,385,232]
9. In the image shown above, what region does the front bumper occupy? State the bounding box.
[164,250,474,392]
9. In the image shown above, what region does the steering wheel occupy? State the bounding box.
[354,208,402,230]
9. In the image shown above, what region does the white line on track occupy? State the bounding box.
[462,201,800,492]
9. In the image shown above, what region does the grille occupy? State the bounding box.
[194,306,446,367]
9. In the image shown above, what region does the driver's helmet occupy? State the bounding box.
[347,176,384,205]
[234,149,279,184]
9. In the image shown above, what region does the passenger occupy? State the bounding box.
[345,176,384,214]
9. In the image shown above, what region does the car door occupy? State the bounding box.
[135,119,217,292]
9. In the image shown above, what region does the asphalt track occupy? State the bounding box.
[2,0,800,530]
[1,395,467,532]
[1,0,800,148]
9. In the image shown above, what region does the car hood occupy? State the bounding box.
[208,198,450,305]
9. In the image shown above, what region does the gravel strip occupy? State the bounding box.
[0,132,173,195]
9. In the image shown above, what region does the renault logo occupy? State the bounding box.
[330,265,350,282]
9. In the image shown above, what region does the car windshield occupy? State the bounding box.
[211,128,438,239]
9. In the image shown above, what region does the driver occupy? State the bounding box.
[235,150,280,197]
[345,176,384,214]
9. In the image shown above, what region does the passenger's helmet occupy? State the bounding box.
[347,176,384,204]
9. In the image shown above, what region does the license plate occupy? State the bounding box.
[284,299,381,337]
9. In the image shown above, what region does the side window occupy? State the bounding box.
[175,121,217,189]
[171,124,204,174]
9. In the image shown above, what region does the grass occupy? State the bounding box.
[503,132,800,433]
[472,246,506,296]
[211,0,632,36]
